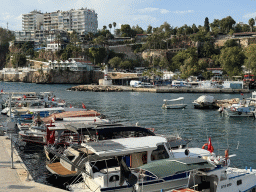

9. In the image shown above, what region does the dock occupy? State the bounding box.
[68,85,250,94]
[0,135,67,192]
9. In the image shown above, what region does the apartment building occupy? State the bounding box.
[22,10,44,31]
[42,8,97,34]
[16,8,98,49]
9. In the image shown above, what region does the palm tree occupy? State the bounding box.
[108,24,112,33]
[113,22,116,34]
[249,18,255,32]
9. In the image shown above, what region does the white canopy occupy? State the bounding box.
[164,97,184,102]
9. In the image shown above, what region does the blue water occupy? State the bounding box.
[2,82,256,185]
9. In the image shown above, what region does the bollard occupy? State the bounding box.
[250,167,252,172]
[245,166,247,170]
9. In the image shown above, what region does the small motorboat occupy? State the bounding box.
[162,97,187,109]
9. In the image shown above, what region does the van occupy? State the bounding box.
[130,80,142,87]
[172,80,191,88]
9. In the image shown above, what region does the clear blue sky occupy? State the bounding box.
[1,0,256,32]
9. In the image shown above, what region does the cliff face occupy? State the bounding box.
[0,70,104,84]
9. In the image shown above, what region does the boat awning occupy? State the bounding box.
[82,136,167,157]
[164,97,184,102]
[136,158,215,179]
[29,107,65,112]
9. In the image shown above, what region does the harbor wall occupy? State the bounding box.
[0,70,104,84]
[68,85,250,93]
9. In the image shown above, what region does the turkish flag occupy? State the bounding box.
[208,137,214,153]
[82,103,86,109]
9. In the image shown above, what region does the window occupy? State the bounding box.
[237,179,242,185]
[151,145,169,161]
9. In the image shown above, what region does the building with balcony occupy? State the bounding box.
[22,10,44,31]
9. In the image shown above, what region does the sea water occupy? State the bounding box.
[1,82,255,189]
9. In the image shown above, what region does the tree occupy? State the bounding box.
[121,24,132,37]
[93,35,106,46]
[113,22,116,33]
[224,39,239,47]
[147,25,153,34]
[219,46,245,77]
[249,18,255,32]
[192,24,199,33]
[244,44,256,75]
[108,23,112,33]
[204,17,210,32]
[103,25,107,30]
[120,60,132,70]
[142,68,163,83]
[220,16,236,33]
[108,57,122,69]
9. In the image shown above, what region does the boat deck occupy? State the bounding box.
[46,162,77,177]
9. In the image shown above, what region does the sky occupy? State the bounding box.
[1,0,256,32]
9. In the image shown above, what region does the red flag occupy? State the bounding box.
[1,89,3,93]
[70,104,72,108]
[23,95,27,99]
[82,103,86,109]
[208,137,214,153]
[51,97,55,101]
[241,92,244,96]
[48,131,55,144]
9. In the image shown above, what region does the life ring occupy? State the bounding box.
[142,154,147,164]
[231,107,236,112]
[202,143,208,149]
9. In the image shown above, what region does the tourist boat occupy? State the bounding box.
[193,95,219,109]
[65,136,215,192]
[219,98,256,117]
[162,97,187,109]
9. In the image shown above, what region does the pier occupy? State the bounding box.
[0,135,66,192]
[68,85,250,94]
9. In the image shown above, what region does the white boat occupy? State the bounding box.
[175,153,256,192]
[162,97,187,109]
[193,95,219,109]
[220,98,256,117]
[66,136,215,192]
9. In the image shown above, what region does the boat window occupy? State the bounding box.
[237,179,242,185]
[92,158,119,173]
[220,171,227,181]
[109,175,119,182]
[151,145,169,161]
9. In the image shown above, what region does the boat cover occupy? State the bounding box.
[195,95,214,103]
[136,158,215,178]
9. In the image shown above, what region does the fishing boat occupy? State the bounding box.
[162,97,187,109]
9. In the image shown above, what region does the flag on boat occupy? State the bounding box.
[1,89,3,92]
[51,97,55,101]
[82,103,86,109]
[70,104,72,108]
[208,137,214,153]
[241,92,244,96]
[23,95,26,99]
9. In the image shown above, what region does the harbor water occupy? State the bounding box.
[1,82,256,189]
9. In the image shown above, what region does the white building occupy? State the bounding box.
[22,10,44,31]
[43,8,98,34]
